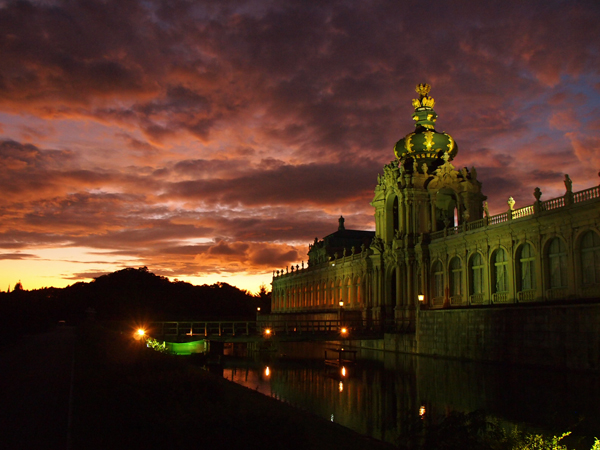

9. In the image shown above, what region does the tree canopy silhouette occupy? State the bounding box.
[0,267,271,334]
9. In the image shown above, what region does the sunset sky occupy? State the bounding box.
[1,0,600,294]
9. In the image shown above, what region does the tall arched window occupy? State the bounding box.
[330,280,336,305]
[431,260,444,305]
[547,238,567,290]
[516,243,536,301]
[393,196,400,235]
[581,231,600,286]
[492,248,509,294]
[469,253,485,303]
[449,257,462,303]
[518,243,536,291]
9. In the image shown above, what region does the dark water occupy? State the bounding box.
[219,342,600,448]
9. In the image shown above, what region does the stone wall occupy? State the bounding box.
[348,334,417,353]
[416,303,600,371]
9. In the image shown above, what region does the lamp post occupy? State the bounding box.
[418,293,425,309]
[338,301,344,328]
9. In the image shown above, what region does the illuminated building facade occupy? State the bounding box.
[271,84,600,336]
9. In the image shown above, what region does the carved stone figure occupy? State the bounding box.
[564,174,572,193]
[371,236,384,252]
[508,197,515,210]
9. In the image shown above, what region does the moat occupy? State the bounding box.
[217,341,600,449]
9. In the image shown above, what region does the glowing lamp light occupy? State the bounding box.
[341,366,347,377]
[265,366,270,377]
[339,381,344,392]
[133,328,146,341]
[257,307,261,312]
[339,301,344,307]
[418,294,425,302]
[264,328,272,337]
[419,405,426,418]
[340,327,348,336]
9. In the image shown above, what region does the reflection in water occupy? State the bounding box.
[221,342,600,448]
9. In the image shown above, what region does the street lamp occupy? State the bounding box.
[418,293,425,310]
[134,328,146,341]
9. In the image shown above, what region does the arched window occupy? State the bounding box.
[330,280,336,305]
[449,257,462,303]
[547,238,567,289]
[581,231,600,286]
[492,248,509,294]
[393,196,400,235]
[469,253,485,302]
[518,243,536,291]
[431,260,444,305]
[346,277,353,305]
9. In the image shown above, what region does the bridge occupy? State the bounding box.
[149,319,383,342]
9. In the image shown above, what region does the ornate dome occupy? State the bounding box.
[394,84,458,173]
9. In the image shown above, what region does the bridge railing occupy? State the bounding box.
[150,320,259,338]
[260,319,344,335]
[149,318,385,339]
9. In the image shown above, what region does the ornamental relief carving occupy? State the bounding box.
[384,253,396,267]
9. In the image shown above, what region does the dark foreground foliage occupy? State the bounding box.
[398,409,599,450]
[71,323,395,450]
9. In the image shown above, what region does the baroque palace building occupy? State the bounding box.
[270,84,600,334]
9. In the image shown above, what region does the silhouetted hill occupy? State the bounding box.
[0,267,271,335]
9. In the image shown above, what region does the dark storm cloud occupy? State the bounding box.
[172,158,247,178]
[1,0,599,287]
[1,1,598,158]
[0,140,74,171]
[0,229,74,249]
[166,159,381,206]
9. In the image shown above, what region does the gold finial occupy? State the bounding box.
[412,83,435,109]
[415,83,431,97]
[421,96,435,108]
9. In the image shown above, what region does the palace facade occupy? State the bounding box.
[270,84,600,333]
